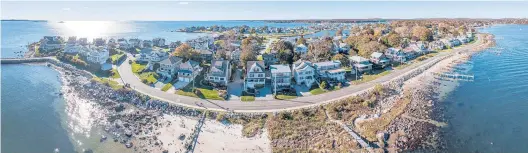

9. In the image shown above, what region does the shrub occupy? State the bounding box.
[320,81,328,89]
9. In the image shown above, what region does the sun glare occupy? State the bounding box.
[61,21,114,39]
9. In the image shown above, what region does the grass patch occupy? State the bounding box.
[175,88,224,100]
[241,96,256,102]
[357,93,411,141]
[110,68,120,79]
[92,77,123,90]
[275,94,297,100]
[139,72,158,84]
[309,88,326,95]
[131,61,147,74]
[352,70,391,84]
[161,83,173,91]
[111,53,125,64]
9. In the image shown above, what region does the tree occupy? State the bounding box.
[240,49,257,69]
[273,40,294,53]
[307,40,333,62]
[215,49,227,59]
[320,81,327,90]
[386,32,402,47]
[172,43,197,61]
[332,54,350,67]
[395,26,412,38]
[351,26,361,35]
[357,41,387,58]
[412,26,433,42]
[277,49,294,64]
[297,35,307,45]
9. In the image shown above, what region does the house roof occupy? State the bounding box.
[159,56,183,65]
[246,61,265,73]
[293,60,313,71]
[209,60,229,77]
[179,60,200,70]
[313,61,341,67]
[349,55,369,63]
[270,64,291,73]
[371,52,384,58]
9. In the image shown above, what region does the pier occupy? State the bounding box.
[430,72,475,81]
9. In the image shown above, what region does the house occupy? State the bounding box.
[402,47,418,60]
[292,60,316,87]
[206,60,231,86]
[337,42,351,53]
[227,48,241,62]
[93,38,106,47]
[153,38,166,47]
[78,38,88,46]
[350,55,373,73]
[429,40,445,51]
[135,48,169,63]
[142,40,153,48]
[40,36,62,52]
[169,41,181,49]
[369,52,390,68]
[245,61,266,89]
[457,36,469,44]
[108,38,117,47]
[270,64,292,92]
[85,46,109,65]
[294,44,308,54]
[313,61,346,82]
[129,38,142,48]
[385,48,407,63]
[177,60,202,82]
[156,56,184,79]
[64,43,81,54]
[67,36,77,44]
[199,50,213,61]
[117,38,131,50]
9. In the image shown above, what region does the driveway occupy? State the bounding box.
[227,69,244,99]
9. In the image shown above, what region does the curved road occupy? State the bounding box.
[117,35,485,112]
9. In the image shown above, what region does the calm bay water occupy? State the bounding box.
[443,24,528,152]
[1,21,527,152]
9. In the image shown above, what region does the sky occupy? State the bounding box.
[1,1,528,21]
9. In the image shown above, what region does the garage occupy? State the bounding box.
[179,77,190,82]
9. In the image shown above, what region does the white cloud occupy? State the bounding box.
[62,7,71,11]
[179,2,189,5]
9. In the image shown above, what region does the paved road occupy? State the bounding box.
[117,35,485,112]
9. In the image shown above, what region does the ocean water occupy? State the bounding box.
[1,64,75,153]
[1,20,309,58]
[443,24,528,152]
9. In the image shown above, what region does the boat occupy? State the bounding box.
[54,148,60,153]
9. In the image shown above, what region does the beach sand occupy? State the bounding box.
[194,120,271,153]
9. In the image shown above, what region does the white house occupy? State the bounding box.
[350,55,373,73]
[40,36,62,52]
[85,46,109,65]
[153,38,166,47]
[142,40,153,48]
[117,38,131,50]
[313,60,346,82]
[135,48,169,63]
[156,56,183,79]
[245,61,266,89]
[206,60,231,86]
[369,52,389,68]
[64,44,82,54]
[292,60,316,87]
[129,38,142,48]
[385,48,407,63]
[177,60,202,82]
[270,64,292,91]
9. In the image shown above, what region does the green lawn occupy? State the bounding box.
[175,88,224,100]
[111,68,120,78]
[241,96,256,102]
[161,82,173,91]
[131,62,147,74]
[275,94,297,100]
[352,71,391,84]
[139,72,158,84]
[111,54,124,64]
[309,88,327,95]
[92,77,123,90]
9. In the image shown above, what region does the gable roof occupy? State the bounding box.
[209,60,229,77]
[371,52,384,58]
[246,61,265,73]
[159,56,183,65]
[270,64,291,73]
[293,60,313,71]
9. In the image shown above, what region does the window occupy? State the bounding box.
[250,74,254,77]
[258,74,263,77]
[220,78,224,81]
